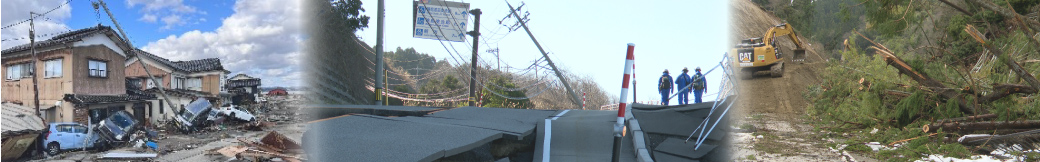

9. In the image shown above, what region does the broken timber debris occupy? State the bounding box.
[232,131,305,162]
[934,114,997,123]
[261,131,302,151]
[924,120,1040,133]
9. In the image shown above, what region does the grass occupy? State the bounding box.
[751,131,806,156]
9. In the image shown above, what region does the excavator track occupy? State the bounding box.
[770,61,784,77]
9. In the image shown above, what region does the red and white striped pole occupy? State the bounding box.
[612,43,635,162]
[582,92,586,110]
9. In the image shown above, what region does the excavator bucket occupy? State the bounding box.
[792,48,806,62]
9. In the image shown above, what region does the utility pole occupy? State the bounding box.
[507,3,583,108]
[94,0,179,124]
[375,0,385,105]
[467,9,482,107]
[29,12,42,120]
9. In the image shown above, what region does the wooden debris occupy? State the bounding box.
[965,25,1040,90]
[957,129,1040,146]
[234,133,306,162]
[934,114,997,123]
[924,120,1040,133]
[216,145,248,158]
[855,31,983,114]
[980,84,1038,103]
[261,131,302,151]
[858,78,871,90]
[888,133,938,146]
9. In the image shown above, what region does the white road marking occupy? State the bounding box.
[551,110,570,120]
[542,119,552,162]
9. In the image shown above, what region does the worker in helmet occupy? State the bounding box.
[658,69,674,105]
[692,67,707,103]
[674,68,692,105]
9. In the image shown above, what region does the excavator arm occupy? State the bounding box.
[762,23,806,50]
[762,23,807,61]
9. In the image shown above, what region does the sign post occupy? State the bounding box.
[413,0,470,42]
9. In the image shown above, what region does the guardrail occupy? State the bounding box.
[685,53,739,150]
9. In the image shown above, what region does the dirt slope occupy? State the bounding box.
[727,0,874,161]
[730,0,825,117]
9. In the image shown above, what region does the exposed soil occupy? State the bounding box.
[728,0,874,161]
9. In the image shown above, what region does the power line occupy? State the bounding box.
[2,0,71,30]
[1,30,71,42]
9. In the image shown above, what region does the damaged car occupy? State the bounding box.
[42,123,103,155]
[175,99,215,132]
[96,111,139,144]
[43,111,140,156]
[215,102,256,122]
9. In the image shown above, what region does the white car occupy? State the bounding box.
[215,103,256,122]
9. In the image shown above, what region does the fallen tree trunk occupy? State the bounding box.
[853,30,1031,115]
[980,84,1038,103]
[864,44,981,114]
[957,129,1040,146]
[924,120,1040,133]
[935,114,997,123]
[965,25,1040,91]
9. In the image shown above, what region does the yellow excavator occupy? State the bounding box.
[730,23,806,79]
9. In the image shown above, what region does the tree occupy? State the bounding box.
[331,0,370,32]
[478,76,533,109]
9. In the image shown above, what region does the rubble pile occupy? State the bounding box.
[32,96,306,162]
[208,131,306,162]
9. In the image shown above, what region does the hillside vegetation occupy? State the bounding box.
[756,0,1040,160]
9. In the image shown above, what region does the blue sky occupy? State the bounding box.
[3,0,729,105]
[2,0,301,87]
[358,0,730,105]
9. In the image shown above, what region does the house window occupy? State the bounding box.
[5,63,31,80]
[44,58,63,78]
[146,79,155,88]
[159,100,164,114]
[187,77,202,90]
[88,60,107,77]
[173,77,186,89]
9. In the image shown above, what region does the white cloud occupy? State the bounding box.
[1,0,73,50]
[140,14,159,23]
[142,0,302,87]
[126,0,198,13]
[160,15,183,29]
[126,0,201,29]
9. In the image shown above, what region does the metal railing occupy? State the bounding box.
[684,53,739,150]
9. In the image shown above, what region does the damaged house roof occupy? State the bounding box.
[226,78,261,88]
[1,103,46,136]
[1,25,123,58]
[63,94,155,106]
[144,88,211,98]
[63,80,157,106]
[173,58,225,72]
[135,50,228,73]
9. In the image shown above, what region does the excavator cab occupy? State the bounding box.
[730,23,808,79]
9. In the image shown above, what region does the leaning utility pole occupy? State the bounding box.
[468,9,482,106]
[375,0,386,105]
[94,0,179,121]
[507,2,582,108]
[29,12,42,121]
